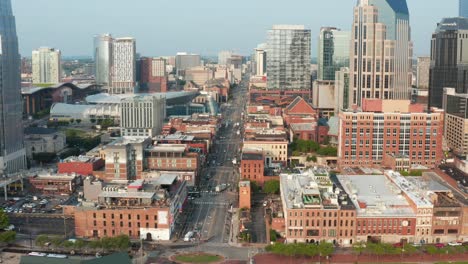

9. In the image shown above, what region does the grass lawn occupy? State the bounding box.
[174,253,222,263]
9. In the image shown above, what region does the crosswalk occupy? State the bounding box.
[192,201,230,206]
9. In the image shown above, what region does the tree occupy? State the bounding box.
[35,235,50,247]
[76,119,82,124]
[249,181,260,194]
[32,152,57,163]
[0,231,16,244]
[318,242,334,257]
[352,241,366,256]
[264,180,280,194]
[69,119,75,124]
[307,155,317,162]
[269,229,278,242]
[90,118,96,124]
[0,209,9,229]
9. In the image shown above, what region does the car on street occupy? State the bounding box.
[448,241,462,246]
[435,243,445,248]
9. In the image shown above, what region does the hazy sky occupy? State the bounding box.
[13,0,457,58]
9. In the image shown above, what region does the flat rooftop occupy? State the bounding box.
[62,155,100,163]
[336,175,415,217]
[99,191,155,199]
[242,152,263,161]
[108,137,149,146]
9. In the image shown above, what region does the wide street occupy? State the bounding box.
[177,77,248,245]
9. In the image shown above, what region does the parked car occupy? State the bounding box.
[448,241,462,246]
[435,243,445,248]
[392,242,403,248]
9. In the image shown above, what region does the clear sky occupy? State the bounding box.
[13,0,457,58]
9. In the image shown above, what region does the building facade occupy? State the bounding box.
[338,100,444,168]
[443,87,468,157]
[0,0,27,173]
[335,67,351,113]
[461,0,468,17]
[240,151,265,185]
[266,25,311,91]
[110,38,136,94]
[417,57,430,90]
[429,17,468,109]
[32,47,61,84]
[120,95,166,138]
[255,48,266,77]
[94,34,113,86]
[139,57,167,93]
[218,50,233,66]
[175,53,201,76]
[350,0,413,106]
[317,27,350,81]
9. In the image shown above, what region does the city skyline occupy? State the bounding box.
[13,0,456,57]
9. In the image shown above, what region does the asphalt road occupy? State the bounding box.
[178,78,248,245]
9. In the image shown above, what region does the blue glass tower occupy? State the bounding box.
[0,0,27,173]
[460,0,468,17]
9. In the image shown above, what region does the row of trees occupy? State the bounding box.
[0,209,15,244]
[353,242,468,257]
[35,234,130,251]
[266,242,334,257]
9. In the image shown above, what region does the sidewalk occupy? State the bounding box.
[228,208,242,248]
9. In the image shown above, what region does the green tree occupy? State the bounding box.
[307,155,317,162]
[69,119,75,124]
[269,229,278,242]
[32,152,57,163]
[90,118,96,124]
[352,241,366,256]
[318,242,334,257]
[249,181,260,193]
[76,119,82,124]
[35,235,50,247]
[0,209,9,229]
[264,180,280,194]
[425,245,440,255]
[0,231,16,243]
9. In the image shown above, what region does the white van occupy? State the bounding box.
[184,231,194,242]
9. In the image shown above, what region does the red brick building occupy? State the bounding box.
[240,151,265,185]
[338,100,444,168]
[239,181,251,209]
[29,173,81,195]
[58,156,104,176]
[139,57,167,93]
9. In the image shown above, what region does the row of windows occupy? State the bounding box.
[93,220,157,229]
[289,211,354,218]
[93,213,157,221]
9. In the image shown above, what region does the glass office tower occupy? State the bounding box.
[318,27,351,81]
[460,0,468,17]
[266,25,311,91]
[0,0,27,173]
[94,34,113,86]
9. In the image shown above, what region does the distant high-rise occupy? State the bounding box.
[416,57,430,90]
[140,57,168,93]
[0,0,26,173]
[110,38,136,94]
[350,0,413,106]
[255,48,266,77]
[317,27,350,81]
[429,17,468,108]
[266,25,311,91]
[120,95,166,138]
[94,34,113,86]
[175,53,201,76]
[218,51,233,66]
[32,47,61,84]
[460,0,468,17]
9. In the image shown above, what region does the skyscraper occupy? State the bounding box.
[32,47,62,84]
[94,34,113,86]
[350,0,413,106]
[266,25,311,92]
[428,17,468,108]
[255,47,267,77]
[175,53,201,76]
[317,27,351,81]
[460,0,468,17]
[110,37,136,94]
[416,57,430,90]
[218,51,233,66]
[0,0,26,173]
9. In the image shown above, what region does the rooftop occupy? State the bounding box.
[242,152,263,161]
[154,134,195,142]
[336,175,415,217]
[146,144,187,153]
[290,123,316,131]
[24,127,59,135]
[62,155,100,163]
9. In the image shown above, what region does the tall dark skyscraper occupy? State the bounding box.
[460,0,468,17]
[0,0,26,173]
[428,17,468,109]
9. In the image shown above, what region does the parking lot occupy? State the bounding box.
[0,194,76,215]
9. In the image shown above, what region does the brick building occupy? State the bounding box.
[139,57,167,93]
[279,169,356,246]
[73,175,187,241]
[29,172,81,195]
[338,100,444,169]
[58,156,105,176]
[239,181,251,209]
[240,150,265,185]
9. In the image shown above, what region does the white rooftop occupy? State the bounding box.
[336,175,415,217]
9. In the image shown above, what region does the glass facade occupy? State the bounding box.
[94,34,113,86]
[461,0,468,17]
[318,28,351,81]
[266,25,311,91]
[429,17,468,108]
[0,0,27,173]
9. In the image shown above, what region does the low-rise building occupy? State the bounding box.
[240,149,265,185]
[279,169,356,246]
[24,127,66,159]
[239,181,251,209]
[29,172,81,195]
[74,175,187,241]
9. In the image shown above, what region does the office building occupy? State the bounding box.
[110,38,136,94]
[185,66,214,87]
[218,50,232,65]
[0,0,27,173]
[350,0,413,106]
[266,25,311,91]
[175,53,201,76]
[417,57,430,90]
[443,88,468,157]
[460,0,468,17]
[94,34,113,86]
[338,100,444,169]
[335,67,351,113]
[140,57,168,93]
[32,47,61,84]
[255,48,266,77]
[120,95,166,138]
[429,17,468,108]
[317,27,350,81]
